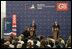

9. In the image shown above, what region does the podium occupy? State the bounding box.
[52,28,59,41]
[53,30,58,41]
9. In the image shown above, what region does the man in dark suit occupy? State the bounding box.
[52,21,60,40]
[30,20,36,36]
[22,27,30,38]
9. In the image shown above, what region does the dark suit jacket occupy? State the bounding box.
[22,30,30,38]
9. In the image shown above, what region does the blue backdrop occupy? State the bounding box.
[6,1,71,41]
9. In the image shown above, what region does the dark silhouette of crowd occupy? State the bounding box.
[1,29,71,48]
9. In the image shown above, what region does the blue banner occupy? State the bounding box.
[3,18,12,38]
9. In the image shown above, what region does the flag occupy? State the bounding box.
[12,14,17,36]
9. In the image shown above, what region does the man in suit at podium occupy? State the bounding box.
[30,20,36,36]
[52,21,60,41]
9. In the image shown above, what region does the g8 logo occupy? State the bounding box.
[57,3,68,11]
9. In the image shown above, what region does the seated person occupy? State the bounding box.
[65,35,71,48]
[58,35,65,47]
[18,36,24,45]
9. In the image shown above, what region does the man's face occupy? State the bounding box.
[26,27,30,31]
[33,20,35,24]
[30,31,33,36]
[12,40,15,43]
[47,37,50,41]
[19,36,22,40]
[55,21,58,25]
[27,28,30,31]
[59,38,62,42]
[69,36,71,40]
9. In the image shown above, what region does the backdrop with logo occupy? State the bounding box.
[6,1,71,41]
